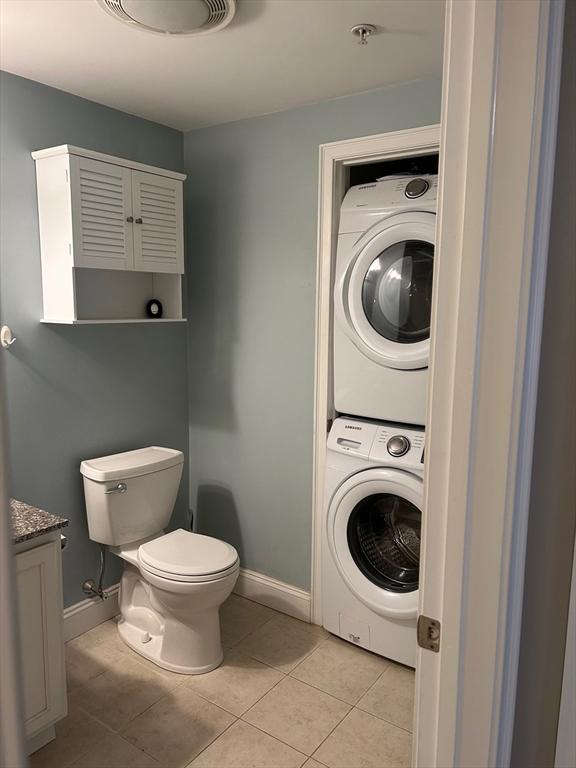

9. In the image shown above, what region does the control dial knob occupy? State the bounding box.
[387,435,411,457]
[405,178,429,199]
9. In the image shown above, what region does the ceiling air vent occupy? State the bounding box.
[97,0,236,36]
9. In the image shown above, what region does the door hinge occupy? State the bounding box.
[417,614,441,652]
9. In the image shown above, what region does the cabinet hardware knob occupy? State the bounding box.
[126,216,134,223]
[135,217,143,224]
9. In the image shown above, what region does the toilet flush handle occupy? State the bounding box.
[104,482,127,494]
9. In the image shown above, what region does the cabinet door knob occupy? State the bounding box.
[135,217,143,224]
[126,216,134,223]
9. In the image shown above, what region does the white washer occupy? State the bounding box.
[322,416,425,668]
[334,174,437,425]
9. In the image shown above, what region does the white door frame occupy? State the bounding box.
[311,0,564,765]
[311,123,440,626]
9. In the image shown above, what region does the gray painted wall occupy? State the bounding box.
[184,77,442,590]
[0,72,189,607]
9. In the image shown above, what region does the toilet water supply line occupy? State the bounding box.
[82,544,108,600]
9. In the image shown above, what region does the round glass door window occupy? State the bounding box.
[347,493,421,593]
[361,239,434,344]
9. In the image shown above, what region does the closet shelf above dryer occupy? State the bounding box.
[32,145,186,324]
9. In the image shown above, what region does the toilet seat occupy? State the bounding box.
[138,528,239,583]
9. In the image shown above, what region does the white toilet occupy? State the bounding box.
[80,446,239,674]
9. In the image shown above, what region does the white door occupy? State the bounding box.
[339,211,436,369]
[69,156,134,270]
[326,468,422,619]
[414,1,565,766]
[131,171,184,274]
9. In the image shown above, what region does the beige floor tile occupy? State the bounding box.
[30,701,110,768]
[243,676,350,755]
[303,760,328,768]
[185,647,284,715]
[69,732,160,767]
[290,636,389,704]
[357,662,415,732]
[236,614,328,673]
[189,720,306,768]
[70,653,180,731]
[220,595,279,648]
[121,685,235,767]
[129,646,193,684]
[313,708,412,768]
[65,619,129,690]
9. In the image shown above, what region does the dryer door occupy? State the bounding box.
[339,211,435,369]
[327,467,422,619]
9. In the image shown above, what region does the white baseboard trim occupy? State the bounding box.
[233,567,311,623]
[63,584,120,642]
[62,570,311,641]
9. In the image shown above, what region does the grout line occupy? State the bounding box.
[182,664,288,718]
[286,671,371,708]
[239,676,352,757]
[178,715,240,766]
[113,732,165,766]
[308,707,357,761]
[352,664,415,734]
[354,702,414,735]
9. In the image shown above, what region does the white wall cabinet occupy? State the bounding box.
[15,533,67,752]
[32,145,186,323]
[69,155,135,271]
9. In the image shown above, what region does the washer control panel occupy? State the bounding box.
[328,417,425,469]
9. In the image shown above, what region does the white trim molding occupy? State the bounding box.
[63,584,120,642]
[234,568,311,623]
[311,124,440,626]
[62,570,311,643]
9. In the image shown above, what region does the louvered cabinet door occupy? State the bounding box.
[70,156,134,270]
[132,171,184,274]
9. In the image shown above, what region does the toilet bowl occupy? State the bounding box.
[80,447,239,674]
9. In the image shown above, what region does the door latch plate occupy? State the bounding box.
[417,615,441,652]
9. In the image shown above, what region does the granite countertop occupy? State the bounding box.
[10,498,69,544]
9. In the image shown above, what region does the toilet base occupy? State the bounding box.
[117,619,224,675]
[116,561,238,675]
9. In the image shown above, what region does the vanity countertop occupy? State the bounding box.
[10,498,69,544]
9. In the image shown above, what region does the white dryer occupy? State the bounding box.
[334,174,437,425]
[322,416,425,668]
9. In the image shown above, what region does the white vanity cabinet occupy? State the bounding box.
[32,145,186,323]
[15,532,67,753]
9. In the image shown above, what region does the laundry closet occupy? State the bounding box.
[320,149,439,668]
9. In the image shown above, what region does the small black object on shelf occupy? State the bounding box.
[146,299,163,319]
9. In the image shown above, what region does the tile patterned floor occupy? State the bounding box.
[31,596,414,768]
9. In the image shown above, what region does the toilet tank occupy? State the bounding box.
[80,447,184,546]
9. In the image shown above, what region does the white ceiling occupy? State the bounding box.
[0,0,444,131]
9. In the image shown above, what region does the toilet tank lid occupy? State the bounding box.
[80,446,183,482]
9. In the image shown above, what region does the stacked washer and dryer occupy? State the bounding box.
[322,174,437,668]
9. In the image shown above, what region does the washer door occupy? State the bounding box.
[340,211,435,369]
[327,468,422,619]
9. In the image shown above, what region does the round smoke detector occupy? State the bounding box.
[97,0,236,36]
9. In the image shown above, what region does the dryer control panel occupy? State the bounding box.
[342,174,438,214]
[327,417,425,470]
[338,174,438,235]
